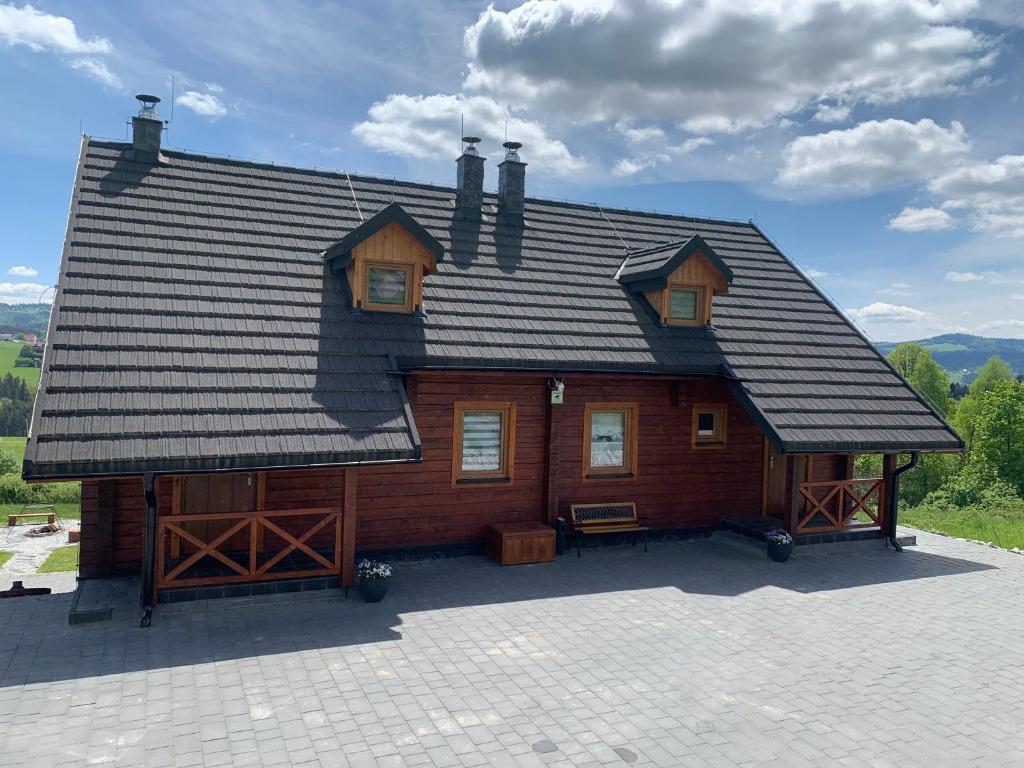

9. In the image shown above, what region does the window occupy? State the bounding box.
[692,404,727,448]
[670,288,698,321]
[583,402,638,479]
[365,262,413,312]
[453,401,516,485]
[666,284,706,326]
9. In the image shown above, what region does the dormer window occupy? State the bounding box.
[366,263,412,312]
[616,235,732,327]
[323,202,443,315]
[668,286,702,325]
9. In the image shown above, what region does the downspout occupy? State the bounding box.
[886,452,919,552]
[140,473,157,627]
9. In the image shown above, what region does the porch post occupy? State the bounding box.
[786,454,806,534]
[140,473,157,626]
[341,467,358,588]
[882,453,898,530]
[543,380,563,526]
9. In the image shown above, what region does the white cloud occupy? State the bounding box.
[69,57,121,88]
[463,0,996,132]
[0,281,50,303]
[614,121,665,144]
[976,318,1024,334]
[674,136,713,154]
[946,270,985,282]
[847,302,927,323]
[352,93,585,176]
[612,153,671,177]
[928,154,1024,237]
[7,265,37,277]
[879,281,915,297]
[801,266,827,279]
[888,207,954,232]
[0,3,111,54]
[775,119,970,197]
[175,90,227,118]
[813,104,851,123]
[1012,294,1024,301]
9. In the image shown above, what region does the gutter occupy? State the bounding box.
[887,452,920,552]
[141,472,157,627]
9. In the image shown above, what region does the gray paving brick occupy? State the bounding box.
[1,532,1023,766]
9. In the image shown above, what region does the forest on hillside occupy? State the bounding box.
[861,345,1024,548]
[0,303,50,336]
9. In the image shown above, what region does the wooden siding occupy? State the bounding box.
[645,252,730,326]
[80,372,767,568]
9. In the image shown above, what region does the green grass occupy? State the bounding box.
[0,551,12,569]
[902,507,1024,550]
[0,436,25,465]
[0,341,40,389]
[37,544,79,573]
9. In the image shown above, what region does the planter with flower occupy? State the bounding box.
[765,529,794,562]
[356,559,392,602]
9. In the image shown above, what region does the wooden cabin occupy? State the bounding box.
[24,102,962,611]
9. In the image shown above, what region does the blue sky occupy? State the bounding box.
[1,0,1023,341]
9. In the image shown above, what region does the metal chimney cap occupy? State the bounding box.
[502,141,523,161]
[135,94,161,118]
[461,136,482,156]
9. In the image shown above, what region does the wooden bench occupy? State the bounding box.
[570,502,649,557]
[7,511,56,527]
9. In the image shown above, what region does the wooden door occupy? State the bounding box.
[178,473,257,553]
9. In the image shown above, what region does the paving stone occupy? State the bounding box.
[1,532,1023,766]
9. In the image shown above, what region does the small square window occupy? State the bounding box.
[692,404,727,447]
[670,289,698,321]
[366,265,409,307]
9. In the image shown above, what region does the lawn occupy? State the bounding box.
[0,435,26,465]
[37,544,79,573]
[0,341,40,389]
[902,507,1024,550]
[0,551,11,569]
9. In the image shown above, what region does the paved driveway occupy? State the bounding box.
[1,530,1022,768]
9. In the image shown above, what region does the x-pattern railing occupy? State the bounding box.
[797,478,885,533]
[156,507,342,590]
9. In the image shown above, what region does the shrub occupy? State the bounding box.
[0,450,18,475]
[0,475,81,504]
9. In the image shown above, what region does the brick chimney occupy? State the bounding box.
[497,141,526,226]
[131,94,163,160]
[455,136,485,220]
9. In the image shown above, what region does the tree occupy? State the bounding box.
[955,355,1014,449]
[887,343,950,416]
[967,380,1024,496]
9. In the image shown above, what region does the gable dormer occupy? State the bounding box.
[323,203,443,313]
[616,235,733,326]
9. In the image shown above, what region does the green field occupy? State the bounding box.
[0,341,40,389]
[0,436,26,465]
[37,544,79,573]
[0,502,80,522]
[0,551,12,569]
[902,508,1024,550]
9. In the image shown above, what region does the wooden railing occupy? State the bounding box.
[797,478,885,534]
[155,507,344,591]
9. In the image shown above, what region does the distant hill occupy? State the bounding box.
[875,333,1024,384]
[0,303,50,336]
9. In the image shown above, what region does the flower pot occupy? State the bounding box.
[357,576,391,603]
[766,540,794,563]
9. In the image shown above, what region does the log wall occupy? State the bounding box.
[78,371,767,572]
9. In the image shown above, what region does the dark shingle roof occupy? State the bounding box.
[617,234,734,288]
[23,138,961,478]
